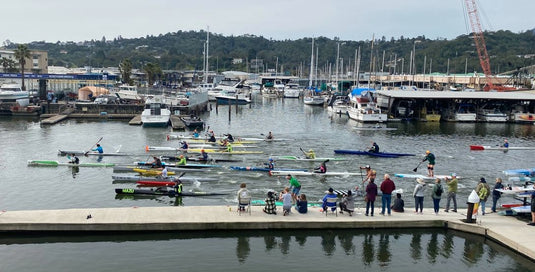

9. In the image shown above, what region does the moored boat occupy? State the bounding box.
[347,88,387,122]
[141,96,171,127]
[0,83,29,102]
[180,115,205,128]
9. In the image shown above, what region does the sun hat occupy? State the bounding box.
[451,173,456,177]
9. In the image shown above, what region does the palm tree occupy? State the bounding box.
[0,57,16,72]
[14,44,31,90]
[119,58,133,85]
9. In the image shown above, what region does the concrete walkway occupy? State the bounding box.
[0,205,534,260]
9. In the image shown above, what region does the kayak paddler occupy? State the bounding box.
[314,160,327,173]
[177,155,187,165]
[368,142,379,153]
[226,142,233,152]
[502,139,509,148]
[199,149,209,161]
[92,144,103,154]
[68,153,80,164]
[151,156,163,168]
[304,149,316,159]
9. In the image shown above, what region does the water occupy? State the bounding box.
[0,229,533,271]
[1,96,535,270]
[1,96,534,210]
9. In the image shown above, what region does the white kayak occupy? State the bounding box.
[273,156,348,162]
[270,170,363,177]
[167,134,265,141]
[470,145,535,151]
[496,186,535,195]
[394,174,461,180]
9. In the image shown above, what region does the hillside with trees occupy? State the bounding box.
[3,29,534,77]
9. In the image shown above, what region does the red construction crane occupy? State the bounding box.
[464,0,515,91]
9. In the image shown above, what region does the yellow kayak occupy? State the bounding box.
[133,168,176,176]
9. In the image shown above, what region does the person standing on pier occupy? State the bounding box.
[444,173,458,213]
[380,174,396,216]
[422,150,435,177]
[528,186,535,226]
[491,178,504,213]
[365,178,378,216]
[413,178,426,214]
[431,178,443,215]
[476,178,491,215]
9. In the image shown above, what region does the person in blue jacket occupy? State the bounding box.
[92,144,103,153]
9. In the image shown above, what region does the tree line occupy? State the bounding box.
[3,29,535,81]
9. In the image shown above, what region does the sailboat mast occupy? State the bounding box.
[308,38,314,88]
[204,26,210,84]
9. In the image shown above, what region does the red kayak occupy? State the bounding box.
[137,181,177,187]
[501,203,524,208]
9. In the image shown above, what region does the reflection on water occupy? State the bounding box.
[0,229,534,271]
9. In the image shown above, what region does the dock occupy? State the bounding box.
[0,206,534,261]
[128,115,142,125]
[170,115,185,129]
[40,114,69,125]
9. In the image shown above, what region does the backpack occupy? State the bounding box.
[478,186,488,199]
[435,185,443,196]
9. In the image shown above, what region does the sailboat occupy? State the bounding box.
[303,38,325,106]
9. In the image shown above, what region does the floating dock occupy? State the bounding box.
[0,206,534,261]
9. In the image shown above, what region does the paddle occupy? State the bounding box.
[412,161,424,172]
[299,147,307,157]
[85,137,103,156]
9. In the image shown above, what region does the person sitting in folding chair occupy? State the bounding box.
[237,183,251,212]
[339,190,355,216]
[322,188,338,214]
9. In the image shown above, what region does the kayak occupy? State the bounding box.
[495,186,535,195]
[113,166,204,173]
[334,149,415,158]
[111,175,218,182]
[394,174,462,180]
[134,161,222,168]
[230,166,307,172]
[167,134,265,142]
[502,168,535,176]
[501,203,525,208]
[58,150,130,156]
[470,145,535,151]
[145,146,261,154]
[161,155,243,163]
[269,170,363,176]
[115,188,227,197]
[186,143,258,149]
[273,156,347,162]
[136,181,177,186]
[511,205,531,214]
[27,160,115,167]
[508,176,535,182]
[132,168,176,176]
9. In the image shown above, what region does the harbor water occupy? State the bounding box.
[1,96,535,270]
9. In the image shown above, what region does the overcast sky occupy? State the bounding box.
[1,0,533,44]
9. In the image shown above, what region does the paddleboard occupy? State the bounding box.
[394,174,461,180]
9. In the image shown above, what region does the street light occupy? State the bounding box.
[412,40,421,86]
[336,42,345,91]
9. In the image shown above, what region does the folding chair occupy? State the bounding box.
[238,197,252,215]
[324,197,338,217]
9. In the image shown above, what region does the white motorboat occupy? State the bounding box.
[215,91,251,105]
[327,96,348,115]
[443,103,477,122]
[0,83,29,102]
[141,96,171,127]
[283,83,302,98]
[113,84,142,102]
[478,107,508,122]
[347,88,387,122]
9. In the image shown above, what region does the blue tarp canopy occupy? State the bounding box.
[350,87,375,96]
[306,86,322,93]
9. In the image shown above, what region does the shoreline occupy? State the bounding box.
[0,205,534,261]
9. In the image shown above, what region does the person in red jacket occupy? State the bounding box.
[380,174,396,216]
